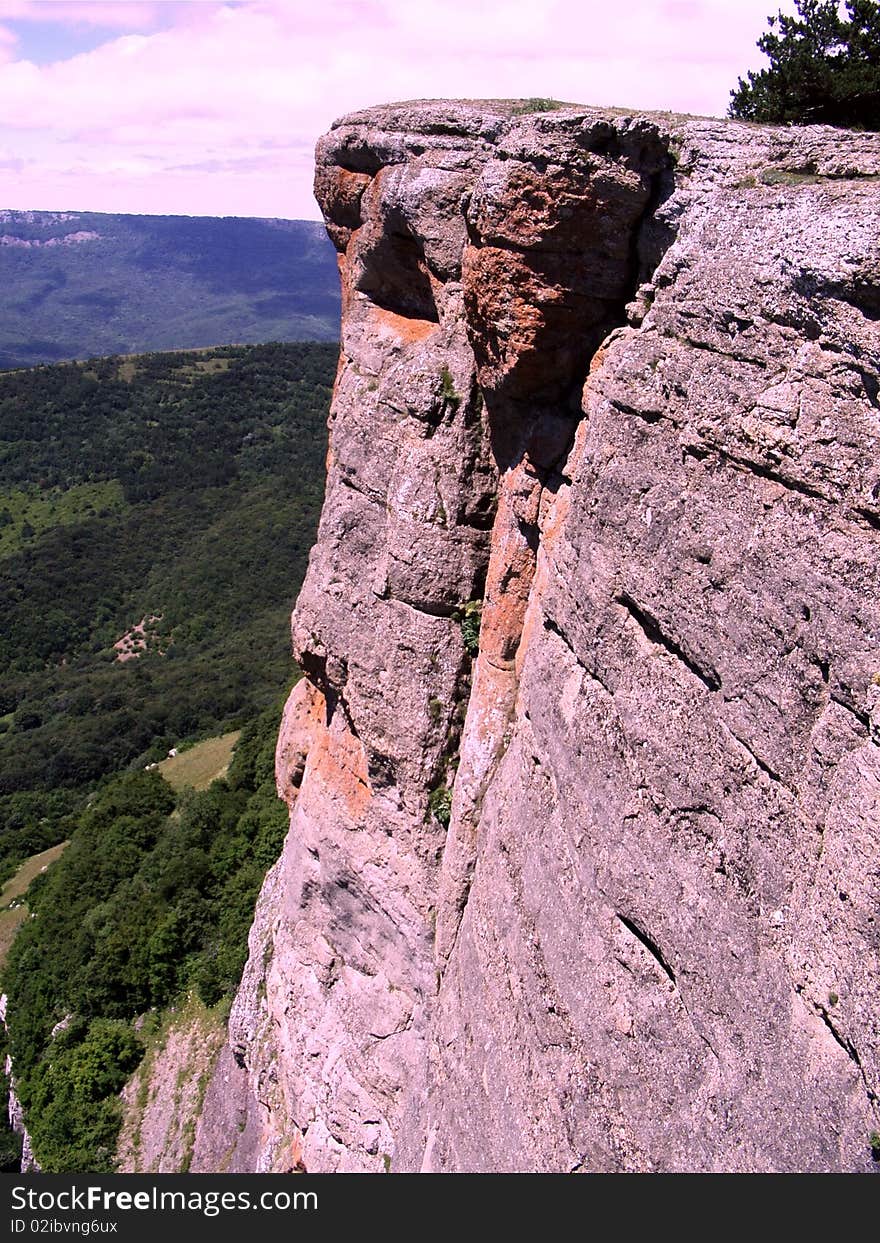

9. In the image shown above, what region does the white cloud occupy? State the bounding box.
[0,0,795,217]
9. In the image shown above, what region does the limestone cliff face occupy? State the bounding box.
[194,101,880,1173]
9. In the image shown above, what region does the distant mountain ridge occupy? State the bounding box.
[0,210,340,369]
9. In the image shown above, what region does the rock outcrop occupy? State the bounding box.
[1,996,39,1173]
[195,101,880,1173]
[117,996,225,1173]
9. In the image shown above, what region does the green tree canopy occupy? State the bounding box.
[729,0,880,128]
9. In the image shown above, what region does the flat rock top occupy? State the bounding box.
[325,98,880,178]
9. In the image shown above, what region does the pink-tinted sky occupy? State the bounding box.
[0,0,796,220]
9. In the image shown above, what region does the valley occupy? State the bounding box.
[0,341,334,1171]
[0,341,334,880]
[0,211,340,370]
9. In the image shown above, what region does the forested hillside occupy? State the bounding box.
[3,707,288,1172]
[0,211,339,370]
[0,341,335,1171]
[0,343,334,877]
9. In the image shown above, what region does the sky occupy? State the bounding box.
[0,0,798,220]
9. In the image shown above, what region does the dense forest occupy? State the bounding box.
[0,211,339,370]
[0,342,334,878]
[0,340,336,1171]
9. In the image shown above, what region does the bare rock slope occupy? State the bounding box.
[194,101,880,1173]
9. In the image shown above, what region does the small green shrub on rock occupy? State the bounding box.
[439,366,460,411]
[512,98,562,115]
[460,600,482,659]
[428,786,453,828]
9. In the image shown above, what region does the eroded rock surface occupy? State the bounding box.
[118,998,225,1173]
[198,101,880,1172]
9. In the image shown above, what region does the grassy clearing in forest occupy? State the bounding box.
[0,481,124,559]
[0,841,68,971]
[158,731,241,792]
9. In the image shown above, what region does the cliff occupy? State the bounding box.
[194,101,880,1173]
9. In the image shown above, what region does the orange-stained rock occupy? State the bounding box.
[275,678,325,808]
[314,166,373,233]
[478,460,542,668]
[301,711,373,822]
[368,303,438,344]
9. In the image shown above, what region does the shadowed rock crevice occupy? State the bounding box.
[458,125,679,660]
[433,133,680,970]
[615,912,677,987]
[616,591,722,693]
[355,219,440,322]
[462,129,675,472]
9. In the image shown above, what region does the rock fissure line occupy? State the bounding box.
[432,124,678,981]
[829,691,872,732]
[616,591,722,692]
[615,912,677,987]
[721,722,789,788]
